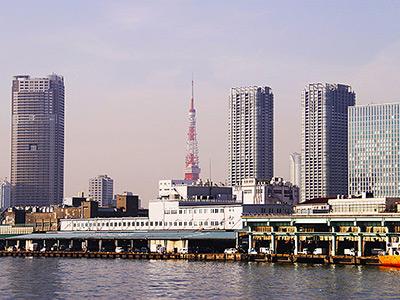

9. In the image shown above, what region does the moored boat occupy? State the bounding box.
[378,242,400,267]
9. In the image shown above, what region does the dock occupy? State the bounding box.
[0,250,381,265]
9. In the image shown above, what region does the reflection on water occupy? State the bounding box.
[0,257,400,299]
[3,257,63,299]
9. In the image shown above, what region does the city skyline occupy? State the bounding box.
[0,2,400,206]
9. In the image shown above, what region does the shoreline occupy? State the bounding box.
[0,250,381,266]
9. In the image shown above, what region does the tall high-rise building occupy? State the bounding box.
[0,179,11,210]
[349,103,400,197]
[228,86,274,186]
[88,175,114,207]
[289,152,301,187]
[11,74,65,206]
[301,83,355,202]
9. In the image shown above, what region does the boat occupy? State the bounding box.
[378,242,400,267]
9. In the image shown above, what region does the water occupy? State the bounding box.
[1,257,400,299]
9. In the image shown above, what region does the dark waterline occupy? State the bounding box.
[1,257,400,300]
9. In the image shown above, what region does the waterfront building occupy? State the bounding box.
[233,177,300,205]
[59,200,292,232]
[294,194,398,215]
[289,152,301,188]
[11,74,65,206]
[348,103,400,197]
[88,175,114,207]
[0,180,11,210]
[301,83,355,202]
[228,86,274,186]
[242,212,400,257]
[158,179,231,201]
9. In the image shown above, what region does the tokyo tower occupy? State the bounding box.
[184,79,201,181]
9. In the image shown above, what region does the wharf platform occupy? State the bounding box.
[0,251,381,265]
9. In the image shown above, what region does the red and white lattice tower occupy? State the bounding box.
[184,79,201,181]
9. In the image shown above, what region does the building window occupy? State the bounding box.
[29,144,38,151]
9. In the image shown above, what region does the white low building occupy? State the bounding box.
[59,179,293,232]
[294,194,399,215]
[60,200,293,232]
[233,177,299,205]
[60,200,243,231]
[158,179,232,201]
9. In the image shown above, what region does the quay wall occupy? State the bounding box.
[0,250,381,266]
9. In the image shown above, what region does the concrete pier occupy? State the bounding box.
[0,250,381,265]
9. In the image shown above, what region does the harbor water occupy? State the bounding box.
[1,257,400,299]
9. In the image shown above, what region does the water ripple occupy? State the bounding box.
[0,257,399,299]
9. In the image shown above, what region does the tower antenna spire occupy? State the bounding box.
[191,73,194,110]
[184,76,201,181]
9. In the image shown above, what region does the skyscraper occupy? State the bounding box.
[88,175,114,207]
[0,179,11,210]
[11,74,65,206]
[289,152,301,187]
[349,103,400,197]
[301,83,355,202]
[228,86,274,186]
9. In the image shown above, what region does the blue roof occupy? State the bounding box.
[6,230,236,240]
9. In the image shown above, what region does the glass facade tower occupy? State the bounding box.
[301,83,355,202]
[228,86,274,186]
[11,74,65,206]
[349,103,400,197]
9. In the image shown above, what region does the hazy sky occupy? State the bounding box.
[1,1,400,207]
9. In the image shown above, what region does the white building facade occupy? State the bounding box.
[60,201,243,231]
[289,152,301,188]
[88,175,114,207]
[294,194,398,215]
[233,177,299,205]
[301,83,355,202]
[228,86,274,186]
[159,179,232,201]
[0,180,11,210]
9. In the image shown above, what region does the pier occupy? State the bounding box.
[0,250,381,265]
[242,214,400,258]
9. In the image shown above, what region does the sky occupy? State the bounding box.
[0,1,400,207]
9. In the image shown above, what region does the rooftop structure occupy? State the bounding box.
[294,193,398,215]
[233,177,299,205]
[158,179,232,202]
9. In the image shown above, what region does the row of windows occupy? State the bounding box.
[72,220,225,229]
[164,208,225,215]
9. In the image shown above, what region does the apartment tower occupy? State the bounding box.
[301,83,355,202]
[349,103,400,197]
[88,175,114,207]
[11,74,65,206]
[0,179,11,210]
[289,152,301,188]
[228,86,274,186]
